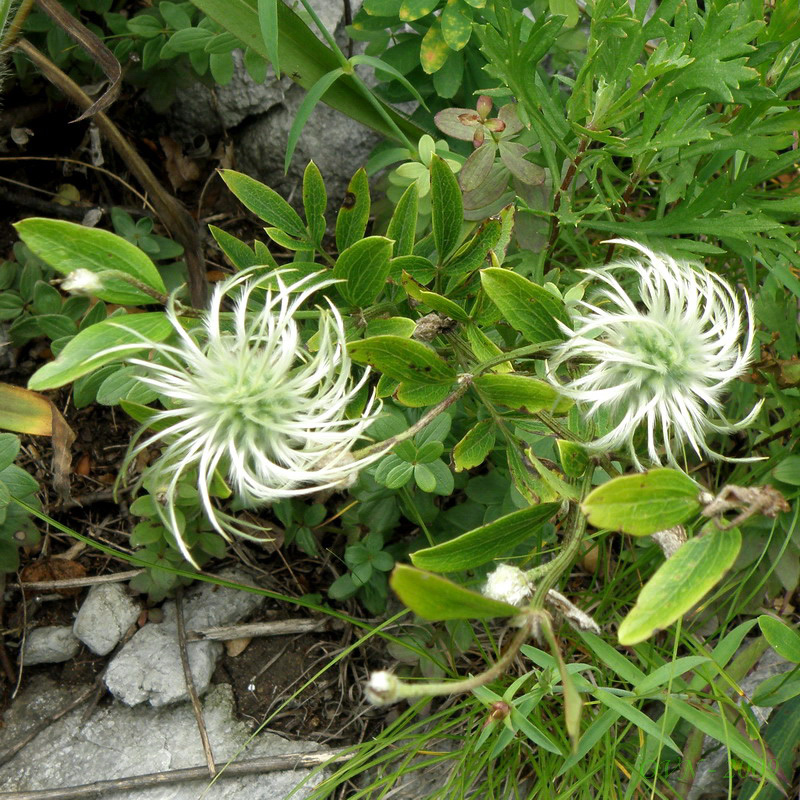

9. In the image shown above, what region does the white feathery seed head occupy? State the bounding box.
[111,268,383,564]
[483,564,532,607]
[547,240,761,470]
[61,268,104,296]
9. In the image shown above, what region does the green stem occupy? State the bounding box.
[352,375,472,460]
[473,340,561,375]
[530,471,593,607]
[390,615,535,701]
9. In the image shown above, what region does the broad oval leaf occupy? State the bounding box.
[0,386,53,436]
[14,219,166,306]
[480,267,569,344]
[390,564,519,620]
[582,468,701,536]
[333,236,393,307]
[28,313,174,391]
[759,616,800,663]
[348,335,455,383]
[411,503,559,572]
[618,527,741,645]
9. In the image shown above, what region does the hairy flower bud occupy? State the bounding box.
[61,268,104,296]
[364,671,400,706]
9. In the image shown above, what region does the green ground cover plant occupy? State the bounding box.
[3,0,800,798]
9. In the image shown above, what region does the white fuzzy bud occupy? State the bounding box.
[364,670,400,706]
[483,564,532,607]
[61,269,104,296]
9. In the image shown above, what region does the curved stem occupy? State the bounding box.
[388,616,535,701]
[530,471,593,607]
[352,375,473,460]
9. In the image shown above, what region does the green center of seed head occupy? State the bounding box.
[623,321,693,383]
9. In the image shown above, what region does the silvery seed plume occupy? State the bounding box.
[112,269,383,564]
[548,240,761,470]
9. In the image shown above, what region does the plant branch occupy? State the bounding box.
[352,374,473,460]
[530,471,593,607]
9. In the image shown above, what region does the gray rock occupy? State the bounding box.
[0,676,328,799]
[19,626,80,665]
[104,571,264,707]
[168,0,381,210]
[73,582,141,656]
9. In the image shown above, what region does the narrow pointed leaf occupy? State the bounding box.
[390,564,519,620]
[618,527,742,645]
[411,503,558,572]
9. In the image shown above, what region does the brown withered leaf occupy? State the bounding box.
[160,136,202,191]
[20,559,87,597]
[36,0,121,121]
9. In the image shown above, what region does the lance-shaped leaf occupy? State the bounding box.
[411,503,559,572]
[430,154,463,261]
[618,526,741,645]
[582,468,702,536]
[453,418,496,471]
[473,373,560,414]
[390,564,519,620]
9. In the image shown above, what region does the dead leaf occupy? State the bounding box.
[160,136,202,191]
[224,637,252,657]
[20,558,86,597]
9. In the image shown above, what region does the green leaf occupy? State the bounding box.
[419,20,449,73]
[480,268,569,344]
[190,0,423,145]
[556,440,589,478]
[414,462,437,492]
[14,219,166,306]
[400,272,468,321]
[592,688,681,754]
[425,458,454,495]
[430,154,463,261]
[28,313,174,390]
[219,170,307,239]
[618,527,742,645]
[411,503,559,572]
[395,381,452,407]
[0,434,20,471]
[670,697,780,789]
[390,564,519,620]
[336,168,371,252]
[581,468,701,537]
[209,226,260,269]
[773,456,800,486]
[444,219,502,278]
[758,616,800,663]
[349,54,428,109]
[333,237,393,307]
[453,418,496,471]
[472,374,560,414]
[302,161,327,244]
[386,183,419,257]
[285,68,345,172]
[257,0,279,76]
[348,335,455,383]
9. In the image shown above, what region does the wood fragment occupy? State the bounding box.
[187,618,345,642]
[14,570,143,591]
[175,587,216,779]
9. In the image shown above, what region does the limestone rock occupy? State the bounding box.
[73,582,140,656]
[19,626,80,665]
